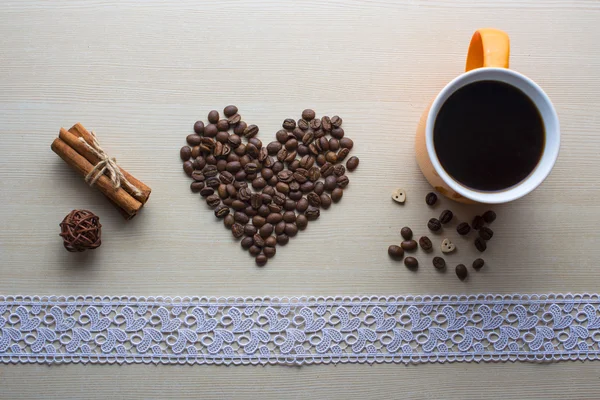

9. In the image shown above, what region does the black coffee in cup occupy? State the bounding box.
[433,80,545,191]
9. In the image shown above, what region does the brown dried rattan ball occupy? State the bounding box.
[59,210,102,252]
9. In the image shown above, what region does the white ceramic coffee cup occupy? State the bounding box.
[425,67,560,204]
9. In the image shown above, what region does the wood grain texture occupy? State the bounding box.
[1,0,600,398]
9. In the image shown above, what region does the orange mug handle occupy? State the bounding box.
[465,28,510,71]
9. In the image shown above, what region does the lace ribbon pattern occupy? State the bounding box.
[2,294,600,365]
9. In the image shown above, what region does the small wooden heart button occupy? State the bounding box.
[392,188,406,204]
[441,238,456,253]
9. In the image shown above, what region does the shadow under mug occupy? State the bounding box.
[415,28,560,204]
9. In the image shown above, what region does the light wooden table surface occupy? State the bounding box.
[2,0,600,398]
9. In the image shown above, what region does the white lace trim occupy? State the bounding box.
[2,294,600,365]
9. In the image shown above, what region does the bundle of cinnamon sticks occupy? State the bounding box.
[51,123,151,219]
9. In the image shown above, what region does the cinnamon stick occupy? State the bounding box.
[51,138,142,218]
[62,123,151,204]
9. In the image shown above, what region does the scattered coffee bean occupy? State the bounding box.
[305,207,320,221]
[208,110,219,124]
[388,245,404,259]
[400,227,413,240]
[302,109,316,121]
[284,223,298,237]
[336,175,349,188]
[472,258,485,270]
[263,246,276,258]
[439,210,453,224]
[298,119,309,130]
[191,181,205,193]
[419,236,433,251]
[186,134,202,146]
[333,164,346,176]
[472,215,484,230]
[320,163,334,177]
[307,192,321,207]
[456,264,468,281]
[249,245,261,256]
[223,105,238,117]
[483,210,496,224]
[392,188,406,204]
[206,194,221,208]
[309,118,321,130]
[440,238,456,253]
[474,237,487,252]
[331,188,343,202]
[180,146,192,161]
[214,204,230,218]
[320,194,332,209]
[277,234,289,245]
[433,257,446,270]
[404,257,418,270]
[255,254,268,266]
[224,214,235,229]
[243,124,259,138]
[204,124,218,137]
[194,121,205,134]
[401,240,418,251]
[479,227,494,240]
[241,236,254,249]
[425,192,438,206]
[428,218,442,232]
[331,115,343,128]
[234,121,247,135]
[456,222,471,235]
[282,118,296,130]
[324,175,337,191]
[232,223,244,238]
[217,119,229,131]
[346,156,359,171]
[199,187,214,197]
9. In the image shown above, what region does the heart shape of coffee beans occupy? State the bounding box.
[180,106,359,266]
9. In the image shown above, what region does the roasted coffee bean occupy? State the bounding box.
[214,204,230,218]
[276,148,288,162]
[206,194,221,208]
[289,191,303,201]
[227,184,238,197]
[331,188,343,202]
[296,198,309,212]
[249,193,261,209]
[252,215,266,228]
[282,211,296,223]
[288,159,300,172]
[213,141,224,156]
[187,134,202,147]
[276,234,289,245]
[307,192,321,207]
[285,138,298,151]
[191,145,201,159]
[204,123,218,138]
[456,222,471,235]
[483,210,497,224]
[298,119,309,130]
[241,236,254,249]
[472,215,485,230]
[321,116,332,132]
[234,121,247,135]
[308,143,319,156]
[217,119,229,131]
[231,223,244,238]
[244,162,258,174]
[191,171,205,182]
[193,156,206,170]
[227,114,241,126]
[258,148,268,163]
[289,181,300,192]
[276,182,290,194]
[234,143,246,156]
[261,194,273,205]
[206,154,217,165]
[331,115,343,128]
[309,118,321,131]
[299,181,314,193]
[339,137,354,150]
[298,155,314,169]
[328,138,340,152]
[275,170,292,183]
[433,257,446,270]
[261,186,275,197]
[401,240,418,251]
[253,233,265,248]
[293,171,308,184]
[231,200,246,211]
[264,236,277,247]
[284,199,296,211]
[226,161,242,173]
[234,212,250,225]
[336,175,349,188]
[266,213,283,225]
[218,171,233,184]
[235,186,249,201]
[316,136,329,152]
[404,257,418,270]
[296,214,308,230]
[267,141,282,155]
[191,181,205,193]
[284,223,298,237]
[263,246,276,259]
[258,205,271,218]
[259,223,274,238]
[456,264,468,281]
[325,151,338,164]
[425,192,437,206]
[223,105,238,117]
[320,194,332,209]
[249,245,261,256]
[244,224,257,237]
[273,192,286,206]
[473,258,485,270]
[305,207,320,221]
[324,175,337,192]
[246,143,259,159]
[276,129,290,144]
[439,210,454,224]
[479,227,494,240]
[193,120,205,134]
[275,221,286,235]
[314,181,325,196]
[419,236,433,251]
[314,129,326,139]
[400,227,413,240]
[316,154,326,167]
[333,164,346,176]
[207,110,219,123]
[252,177,267,190]
[302,109,316,121]
[297,144,309,156]
[474,237,487,252]
[199,187,214,197]
[428,218,442,232]
[302,131,315,145]
[388,245,404,259]
[180,146,192,161]
[320,163,335,177]
[331,127,345,140]
[206,177,220,188]
[283,118,296,130]
[260,168,273,181]
[243,124,259,138]
[337,148,350,162]
[216,159,228,172]
[222,214,235,229]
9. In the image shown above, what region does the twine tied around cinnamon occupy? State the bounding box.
[78,132,142,196]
